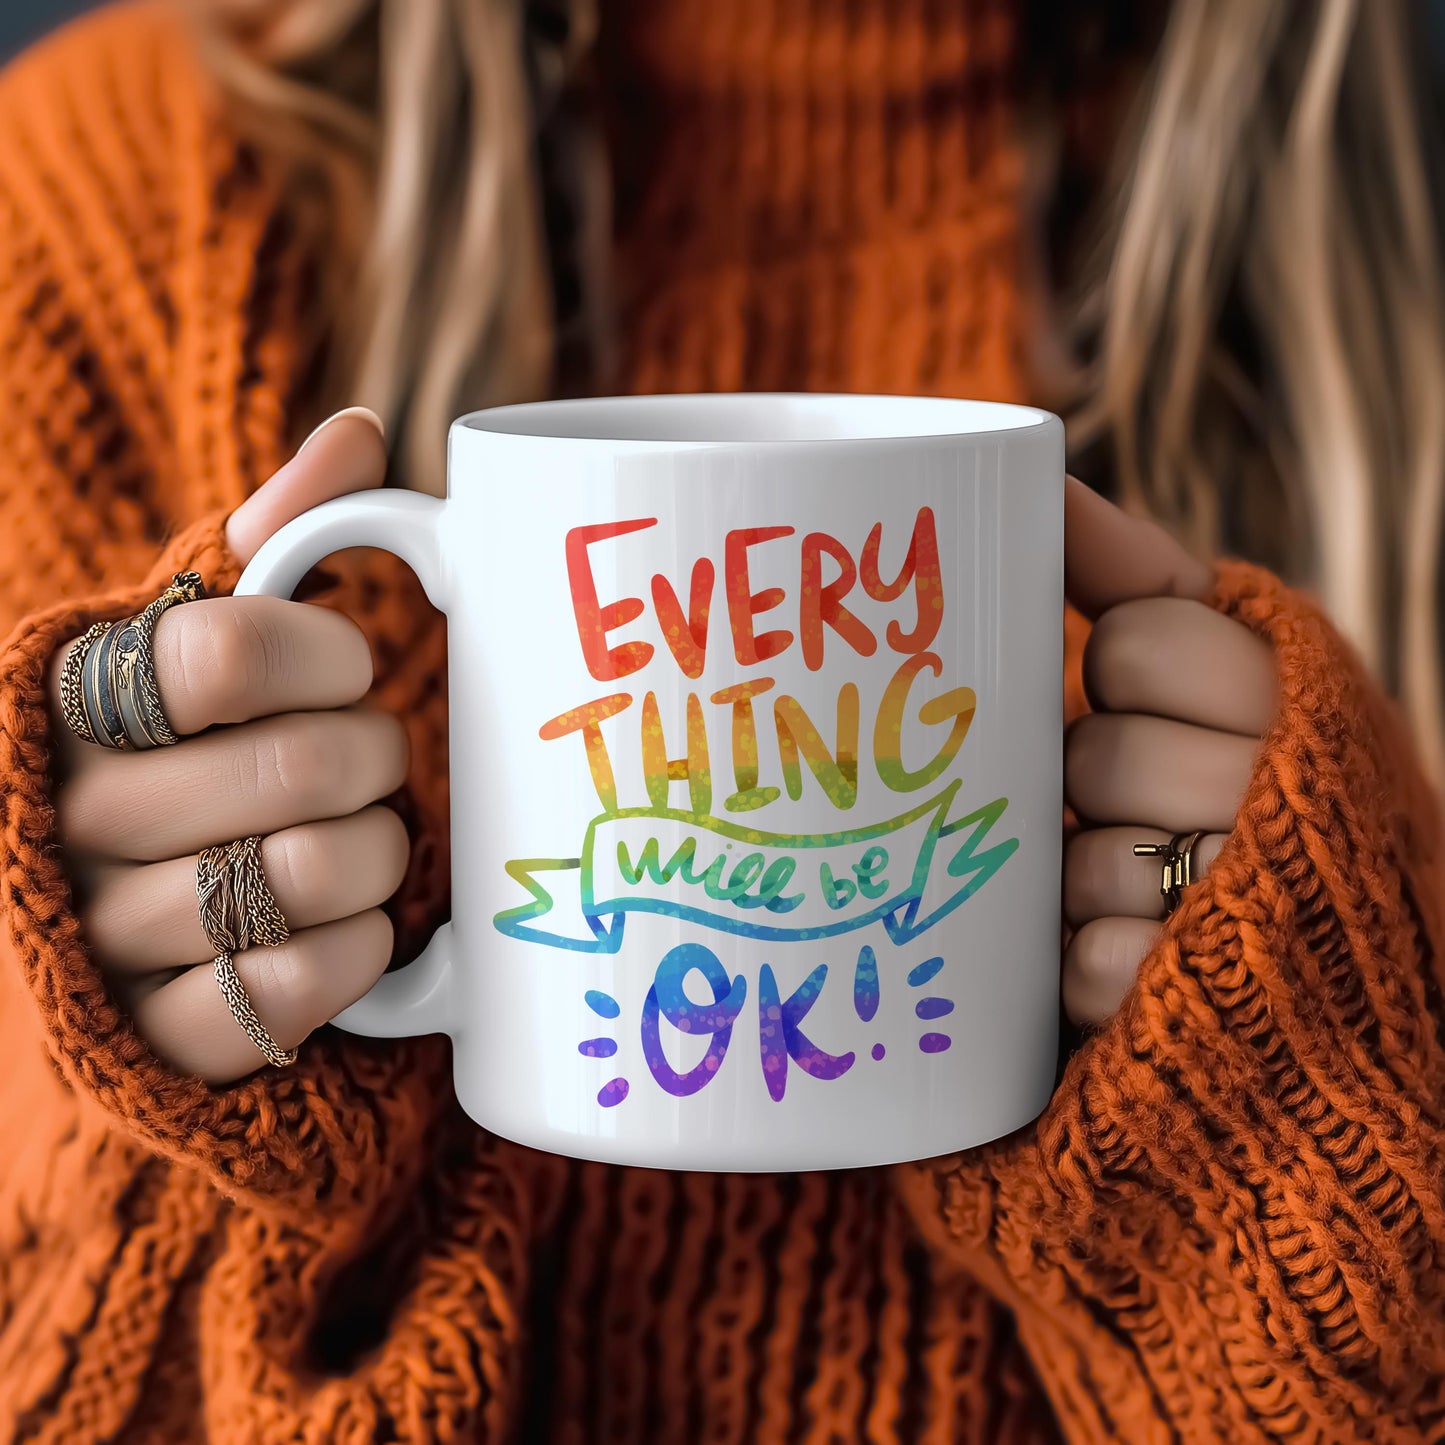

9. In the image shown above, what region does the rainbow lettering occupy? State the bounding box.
[494,507,1017,1105]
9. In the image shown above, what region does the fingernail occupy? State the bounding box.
[297,406,386,457]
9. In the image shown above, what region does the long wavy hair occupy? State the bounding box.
[188,0,1445,772]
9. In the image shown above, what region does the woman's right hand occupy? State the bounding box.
[48,409,411,1084]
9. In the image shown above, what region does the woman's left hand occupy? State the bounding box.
[1061,478,1278,1026]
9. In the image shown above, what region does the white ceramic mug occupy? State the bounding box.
[236,393,1063,1171]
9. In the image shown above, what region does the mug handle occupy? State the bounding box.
[234,490,455,1041]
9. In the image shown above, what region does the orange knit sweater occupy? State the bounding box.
[1,5,1444,1443]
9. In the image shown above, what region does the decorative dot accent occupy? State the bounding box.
[585,989,621,1019]
[919,1033,952,1054]
[907,956,945,988]
[579,1037,618,1058]
[597,1077,630,1108]
[871,1042,886,1061]
[915,997,954,1020]
[853,944,880,1022]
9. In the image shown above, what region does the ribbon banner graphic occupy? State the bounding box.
[493,779,1019,954]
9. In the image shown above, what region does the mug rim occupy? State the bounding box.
[454,392,1056,448]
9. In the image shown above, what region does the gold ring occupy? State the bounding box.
[71,572,205,750]
[79,618,125,748]
[116,570,206,747]
[58,621,112,746]
[213,951,298,1069]
[196,835,292,955]
[1132,831,1206,914]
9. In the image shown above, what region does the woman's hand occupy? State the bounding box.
[1061,478,1278,1026]
[50,409,409,1084]
[48,439,1268,1077]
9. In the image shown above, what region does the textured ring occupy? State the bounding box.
[58,621,112,746]
[196,835,292,955]
[80,617,126,748]
[213,950,298,1069]
[80,571,206,750]
[111,616,165,748]
[1132,831,1206,914]
[131,570,205,746]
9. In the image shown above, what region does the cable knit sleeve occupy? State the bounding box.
[897,561,1445,1443]
[0,517,463,1218]
[0,11,462,1220]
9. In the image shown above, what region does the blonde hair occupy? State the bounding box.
[192,0,1445,766]
[188,0,562,496]
[1078,0,1445,772]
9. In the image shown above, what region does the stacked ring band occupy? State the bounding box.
[197,835,296,1068]
[1133,831,1206,915]
[197,835,292,953]
[59,571,205,750]
[214,952,298,1070]
[58,620,110,747]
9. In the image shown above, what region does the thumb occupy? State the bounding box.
[225,406,388,566]
[1064,474,1213,619]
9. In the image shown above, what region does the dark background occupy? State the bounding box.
[7,0,1445,63]
[4,3,1445,102]
[8,1,1445,65]
[1,0,95,59]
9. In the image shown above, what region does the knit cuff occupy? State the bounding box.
[0,513,444,1213]
[898,561,1445,1436]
